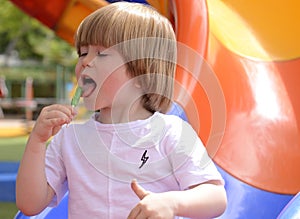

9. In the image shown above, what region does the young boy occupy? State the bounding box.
[16,2,226,218]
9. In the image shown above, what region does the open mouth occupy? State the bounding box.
[81,75,97,97]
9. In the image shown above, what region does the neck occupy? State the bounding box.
[96,101,153,124]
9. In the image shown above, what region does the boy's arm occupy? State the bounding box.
[16,134,55,215]
[16,104,75,215]
[128,180,227,219]
[175,181,227,218]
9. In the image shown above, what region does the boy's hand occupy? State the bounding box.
[128,180,176,219]
[31,104,75,143]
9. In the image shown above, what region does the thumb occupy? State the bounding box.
[131,179,149,200]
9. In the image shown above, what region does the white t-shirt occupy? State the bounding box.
[45,112,224,218]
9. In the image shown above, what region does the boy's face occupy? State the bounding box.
[75,45,137,111]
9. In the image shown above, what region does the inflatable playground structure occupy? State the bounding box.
[1,0,299,218]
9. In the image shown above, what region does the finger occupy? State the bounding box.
[52,125,63,136]
[42,112,72,126]
[127,206,141,219]
[43,104,72,115]
[48,117,71,126]
[50,104,75,117]
[131,179,149,200]
[136,211,148,219]
[128,206,149,219]
[36,109,72,129]
[41,105,74,122]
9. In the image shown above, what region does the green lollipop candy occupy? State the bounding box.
[71,86,83,108]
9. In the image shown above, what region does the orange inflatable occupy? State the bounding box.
[207,0,300,195]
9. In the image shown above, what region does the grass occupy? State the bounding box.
[0,136,27,161]
[0,203,19,219]
[0,135,28,218]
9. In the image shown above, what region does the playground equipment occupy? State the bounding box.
[8,0,300,218]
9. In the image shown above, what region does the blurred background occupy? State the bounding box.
[0,0,77,121]
[0,0,78,217]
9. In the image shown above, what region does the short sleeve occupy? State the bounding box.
[45,132,68,206]
[169,120,224,190]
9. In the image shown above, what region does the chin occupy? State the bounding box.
[83,100,96,111]
[84,101,103,112]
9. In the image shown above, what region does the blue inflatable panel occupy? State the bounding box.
[167,102,189,122]
[14,193,68,219]
[0,162,19,202]
[277,192,300,219]
[0,162,19,173]
[216,166,294,219]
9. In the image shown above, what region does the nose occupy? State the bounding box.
[75,54,94,80]
[82,54,95,68]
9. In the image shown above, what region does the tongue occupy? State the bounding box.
[82,82,96,97]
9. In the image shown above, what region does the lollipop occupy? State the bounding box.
[71,86,83,108]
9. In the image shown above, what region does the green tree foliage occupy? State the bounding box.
[0,0,77,68]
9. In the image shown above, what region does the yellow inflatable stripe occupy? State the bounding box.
[207,0,300,61]
[147,0,169,19]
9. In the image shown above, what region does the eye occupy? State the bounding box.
[79,52,88,58]
[97,51,107,57]
[78,46,88,57]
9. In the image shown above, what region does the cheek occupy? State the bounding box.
[106,70,129,93]
[75,62,82,80]
[101,76,120,97]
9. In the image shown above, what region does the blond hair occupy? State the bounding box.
[75,2,176,113]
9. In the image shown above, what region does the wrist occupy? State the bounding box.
[166,191,181,216]
[168,190,195,217]
[27,132,48,149]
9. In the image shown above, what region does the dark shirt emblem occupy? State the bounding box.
[139,150,149,169]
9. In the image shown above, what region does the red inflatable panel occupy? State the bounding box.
[209,34,300,194]
[10,0,71,28]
